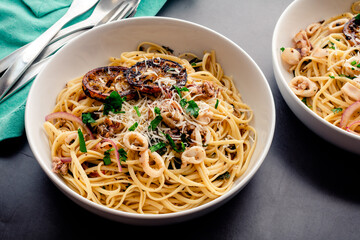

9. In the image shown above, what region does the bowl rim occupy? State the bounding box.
[271,0,360,142]
[25,16,276,221]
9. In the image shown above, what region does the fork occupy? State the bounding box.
[0,0,129,74]
[0,0,99,100]
[0,0,141,103]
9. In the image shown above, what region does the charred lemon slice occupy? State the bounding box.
[126,58,187,93]
[343,16,360,46]
[82,66,136,101]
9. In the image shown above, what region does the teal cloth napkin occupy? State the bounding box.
[0,0,166,142]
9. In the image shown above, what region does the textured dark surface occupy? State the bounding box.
[1,0,360,239]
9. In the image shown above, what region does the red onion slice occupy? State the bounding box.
[59,157,72,163]
[346,120,360,135]
[339,101,360,128]
[102,138,122,172]
[45,112,94,139]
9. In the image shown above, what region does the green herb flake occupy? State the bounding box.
[128,122,138,131]
[280,47,285,52]
[154,106,161,115]
[185,100,200,118]
[118,148,127,162]
[180,98,188,108]
[215,99,219,109]
[174,86,189,98]
[82,112,96,124]
[103,148,115,165]
[216,171,231,180]
[355,14,360,24]
[149,107,163,131]
[149,142,167,152]
[134,106,141,117]
[103,91,126,115]
[351,60,357,66]
[301,97,312,108]
[165,133,185,153]
[331,108,343,114]
[329,75,335,79]
[77,128,87,153]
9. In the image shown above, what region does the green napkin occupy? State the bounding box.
[0,0,166,142]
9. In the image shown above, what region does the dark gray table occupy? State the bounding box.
[1,0,359,239]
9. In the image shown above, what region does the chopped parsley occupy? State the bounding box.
[165,133,185,153]
[301,97,312,108]
[216,171,230,180]
[331,108,343,114]
[185,100,200,118]
[189,57,201,67]
[77,128,87,153]
[82,112,96,124]
[149,107,163,131]
[180,98,188,108]
[103,91,126,115]
[329,42,335,50]
[149,142,167,152]
[174,86,189,97]
[215,99,219,109]
[351,60,357,66]
[128,122,138,131]
[118,148,127,163]
[103,148,115,165]
[355,14,360,25]
[280,47,285,52]
[339,74,356,79]
[329,75,335,79]
[134,106,141,117]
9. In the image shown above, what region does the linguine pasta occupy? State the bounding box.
[44,42,256,214]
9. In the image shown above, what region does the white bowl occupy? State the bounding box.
[272,0,360,155]
[26,17,275,225]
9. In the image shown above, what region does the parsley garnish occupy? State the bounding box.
[103,91,126,115]
[118,148,127,162]
[77,128,87,153]
[180,98,188,108]
[185,100,200,118]
[329,42,335,50]
[355,14,360,25]
[280,47,285,52]
[216,171,230,180]
[149,107,162,131]
[174,86,189,97]
[103,148,114,165]
[165,133,185,153]
[82,112,96,124]
[301,97,312,108]
[128,122,138,131]
[351,60,357,66]
[149,142,167,152]
[215,99,219,109]
[134,106,141,117]
[339,74,356,79]
[331,108,343,114]
[329,75,335,79]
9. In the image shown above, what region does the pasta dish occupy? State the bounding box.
[281,2,360,135]
[44,42,256,214]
